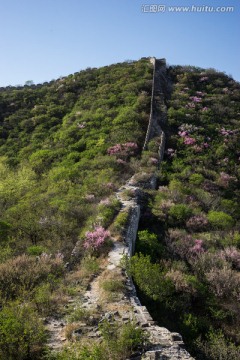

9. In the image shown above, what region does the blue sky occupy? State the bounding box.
[0,0,239,86]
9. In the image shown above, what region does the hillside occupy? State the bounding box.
[0,59,152,258]
[130,64,240,359]
[0,58,240,360]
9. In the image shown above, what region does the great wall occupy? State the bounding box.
[106,57,194,359]
[47,58,194,359]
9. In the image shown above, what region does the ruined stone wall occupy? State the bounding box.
[119,58,194,360]
[125,205,141,257]
[143,57,156,150]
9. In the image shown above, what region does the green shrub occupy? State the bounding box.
[0,302,46,360]
[207,211,234,230]
[128,253,174,302]
[136,230,164,261]
[44,342,106,360]
[168,204,193,225]
[189,173,204,185]
[101,279,125,293]
[33,283,55,315]
[98,198,121,228]
[66,303,90,323]
[80,255,100,277]
[99,320,147,360]
[195,329,240,360]
[112,210,129,235]
[0,253,64,301]
[0,220,11,242]
[27,245,47,256]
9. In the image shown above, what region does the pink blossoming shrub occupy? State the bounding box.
[218,172,236,188]
[84,226,110,250]
[219,127,235,137]
[77,122,86,129]
[179,131,188,137]
[189,239,205,255]
[219,247,240,270]
[106,182,115,190]
[196,91,204,96]
[107,143,122,155]
[165,148,176,158]
[189,96,202,103]
[205,266,240,299]
[107,142,138,159]
[186,215,209,232]
[150,157,159,164]
[116,158,126,165]
[167,229,195,260]
[179,123,199,134]
[184,137,196,145]
[0,253,64,300]
[100,198,110,206]
[85,194,95,201]
[185,102,196,108]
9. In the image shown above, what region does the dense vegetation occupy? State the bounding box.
[129,66,240,359]
[0,59,152,359]
[1,58,240,360]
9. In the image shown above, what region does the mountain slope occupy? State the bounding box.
[131,65,240,360]
[0,59,240,360]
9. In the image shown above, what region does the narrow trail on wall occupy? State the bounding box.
[46,58,194,359]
